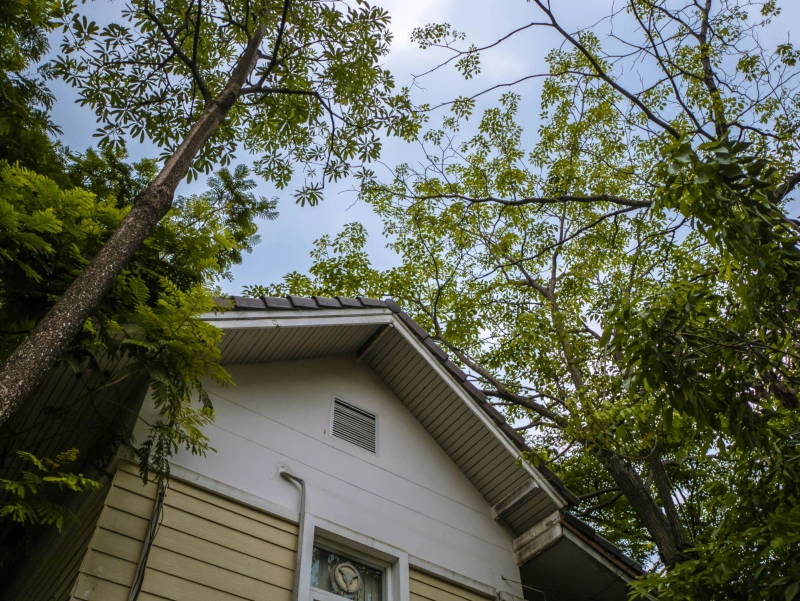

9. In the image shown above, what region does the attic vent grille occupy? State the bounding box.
[332,399,376,453]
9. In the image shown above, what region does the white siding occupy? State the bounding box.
[134,355,523,597]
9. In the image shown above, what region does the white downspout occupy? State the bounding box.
[280,468,307,601]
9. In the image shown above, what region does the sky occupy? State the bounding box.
[46,0,800,295]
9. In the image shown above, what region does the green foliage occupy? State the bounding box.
[0,157,277,480]
[630,434,800,599]
[0,449,100,531]
[53,0,422,202]
[250,2,800,596]
[0,0,65,177]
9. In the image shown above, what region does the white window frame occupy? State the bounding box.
[298,514,409,601]
[310,538,389,601]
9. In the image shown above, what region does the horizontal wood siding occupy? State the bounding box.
[3,484,109,601]
[72,462,297,601]
[409,569,492,601]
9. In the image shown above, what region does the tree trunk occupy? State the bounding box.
[650,449,691,550]
[536,275,690,568]
[600,450,690,567]
[0,22,269,427]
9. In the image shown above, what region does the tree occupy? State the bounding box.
[246,1,800,597]
[2,154,277,475]
[0,0,420,424]
[0,0,66,178]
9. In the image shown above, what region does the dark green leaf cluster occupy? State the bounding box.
[0,448,100,531]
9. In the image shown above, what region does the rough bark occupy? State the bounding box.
[0,21,269,427]
[600,450,689,567]
[650,449,691,550]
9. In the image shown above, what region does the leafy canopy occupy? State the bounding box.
[54,0,421,202]
[0,449,100,532]
[248,0,800,597]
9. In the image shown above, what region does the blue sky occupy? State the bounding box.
[46,0,800,294]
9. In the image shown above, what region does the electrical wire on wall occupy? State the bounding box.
[128,479,168,601]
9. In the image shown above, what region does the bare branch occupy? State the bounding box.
[402,192,651,209]
[578,486,621,501]
[579,492,624,515]
[529,0,681,138]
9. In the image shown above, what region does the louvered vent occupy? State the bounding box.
[332,399,376,453]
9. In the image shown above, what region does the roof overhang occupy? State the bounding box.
[204,296,575,530]
[515,511,647,601]
[206,295,646,601]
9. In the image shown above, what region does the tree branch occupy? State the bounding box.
[530,0,681,138]
[141,1,212,102]
[402,192,652,209]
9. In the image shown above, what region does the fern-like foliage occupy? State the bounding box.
[0,449,101,532]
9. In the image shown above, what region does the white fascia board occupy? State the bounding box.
[389,316,568,510]
[201,309,394,330]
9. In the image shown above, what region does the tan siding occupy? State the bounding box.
[72,462,297,601]
[409,569,492,601]
[4,483,110,601]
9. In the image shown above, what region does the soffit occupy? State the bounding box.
[210,295,577,534]
[516,512,646,601]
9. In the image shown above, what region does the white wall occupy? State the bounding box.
[134,355,522,597]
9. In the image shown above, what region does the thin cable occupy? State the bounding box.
[128,478,168,601]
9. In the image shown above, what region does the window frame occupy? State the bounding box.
[298,514,409,601]
[310,538,389,601]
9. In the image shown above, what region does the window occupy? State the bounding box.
[311,543,385,601]
[296,516,408,601]
[331,398,377,453]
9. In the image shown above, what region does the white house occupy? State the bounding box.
[3,296,645,601]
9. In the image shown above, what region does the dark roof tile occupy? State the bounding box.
[384,298,402,313]
[264,296,293,310]
[337,296,364,308]
[314,296,343,309]
[443,360,467,382]
[462,380,488,402]
[358,297,387,308]
[423,338,449,362]
[231,296,265,310]
[483,402,507,424]
[288,295,319,309]
[397,311,430,340]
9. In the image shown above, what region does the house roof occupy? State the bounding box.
[0,291,643,601]
[219,295,646,599]
[222,294,579,506]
